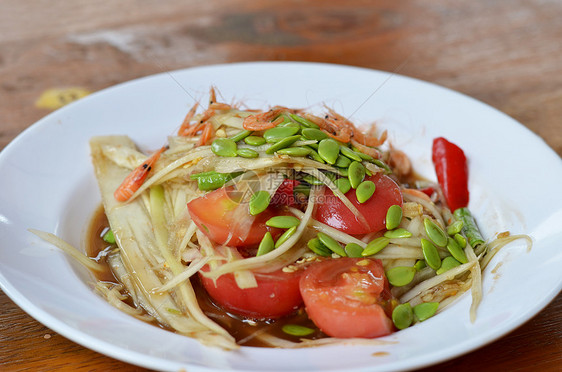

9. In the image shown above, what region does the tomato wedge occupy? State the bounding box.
[199,268,303,319]
[300,258,395,338]
[271,179,300,207]
[314,174,403,235]
[187,187,281,247]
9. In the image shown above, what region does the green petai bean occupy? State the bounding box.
[335,154,352,168]
[256,232,275,256]
[249,190,271,215]
[307,238,332,257]
[302,174,323,185]
[344,243,364,258]
[276,147,312,157]
[454,233,467,248]
[371,158,392,173]
[385,205,403,230]
[356,180,376,203]
[447,220,464,236]
[338,167,349,177]
[102,229,115,244]
[282,324,315,336]
[317,139,340,164]
[362,237,390,256]
[348,161,365,189]
[277,120,300,129]
[413,260,427,271]
[236,148,259,158]
[317,232,346,257]
[263,126,300,143]
[436,256,461,275]
[306,147,325,163]
[290,113,319,129]
[354,150,375,162]
[301,128,329,141]
[384,228,412,239]
[266,135,301,154]
[334,178,351,194]
[306,141,319,150]
[392,303,413,330]
[421,238,442,270]
[266,216,300,229]
[229,129,252,143]
[340,146,363,162]
[244,135,266,146]
[446,237,468,264]
[424,218,448,247]
[386,266,416,287]
[413,302,439,322]
[211,138,238,157]
[275,226,297,248]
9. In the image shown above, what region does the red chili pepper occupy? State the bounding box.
[271,179,300,207]
[419,187,434,197]
[432,137,469,212]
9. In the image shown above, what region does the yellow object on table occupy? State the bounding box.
[35,87,91,110]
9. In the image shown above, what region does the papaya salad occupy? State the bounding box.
[32,88,530,349]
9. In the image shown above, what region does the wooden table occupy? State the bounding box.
[1,1,560,370]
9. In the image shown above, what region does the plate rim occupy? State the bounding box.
[1,61,561,372]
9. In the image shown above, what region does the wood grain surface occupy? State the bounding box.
[1,1,560,371]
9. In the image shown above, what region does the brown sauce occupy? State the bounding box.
[86,205,325,347]
[191,275,324,346]
[87,205,120,283]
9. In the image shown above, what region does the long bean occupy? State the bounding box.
[453,207,485,253]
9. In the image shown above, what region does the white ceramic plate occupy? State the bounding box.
[1,62,561,371]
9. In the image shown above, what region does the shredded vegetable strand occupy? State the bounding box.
[107,251,143,305]
[465,243,482,322]
[289,208,367,248]
[29,229,105,272]
[403,190,446,228]
[176,221,198,260]
[373,245,425,260]
[95,282,155,321]
[125,147,213,202]
[301,167,370,230]
[155,257,211,292]
[101,144,147,170]
[196,230,224,271]
[391,266,435,298]
[400,261,476,303]
[480,234,532,270]
[106,251,175,326]
[228,247,258,289]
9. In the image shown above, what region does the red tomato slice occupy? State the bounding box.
[199,268,303,319]
[314,174,403,235]
[299,258,395,338]
[271,179,300,207]
[187,187,281,247]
